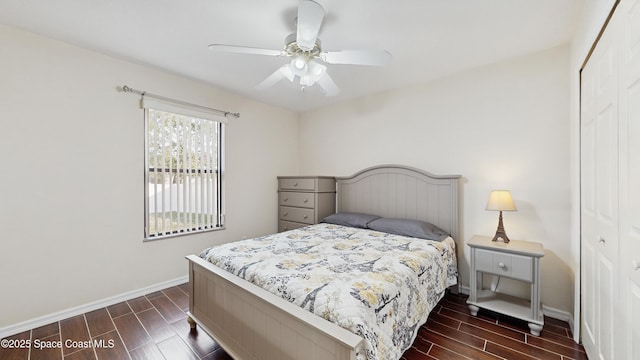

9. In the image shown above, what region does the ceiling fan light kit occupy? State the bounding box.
[291,57,308,76]
[208,0,391,96]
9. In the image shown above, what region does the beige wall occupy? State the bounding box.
[298,45,573,314]
[0,24,298,328]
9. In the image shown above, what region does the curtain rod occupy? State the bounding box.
[120,85,240,119]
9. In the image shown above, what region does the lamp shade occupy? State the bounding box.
[486,190,517,211]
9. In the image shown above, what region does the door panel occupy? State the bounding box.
[582,241,597,347]
[625,281,640,360]
[619,0,640,358]
[598,256,615,359]
[581,48,598,359]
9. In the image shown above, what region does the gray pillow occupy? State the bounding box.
[367,217,450,241]
[320,212,381,229]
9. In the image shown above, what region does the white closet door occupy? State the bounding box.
[580,59,598,356]
[618,0,640,358]
[580,8,620,359]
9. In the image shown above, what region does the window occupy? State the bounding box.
[144,98,225,239]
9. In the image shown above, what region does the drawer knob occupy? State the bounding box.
[283,212,288,216]
[293,182,298,187]
[283,197,288,201]
[599,237,606,244]
[633,260,639,271]
[498,262,506,269]
[303,215,308,219]
[303,199,309,203]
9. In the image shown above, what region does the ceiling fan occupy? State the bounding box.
[208,0,392,96]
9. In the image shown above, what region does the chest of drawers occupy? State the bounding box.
[277,176,336,232]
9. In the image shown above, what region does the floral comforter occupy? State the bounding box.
[200,223,458,360]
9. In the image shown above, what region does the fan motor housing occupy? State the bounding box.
[284,33,321,60]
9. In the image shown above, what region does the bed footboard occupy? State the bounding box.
[187,255,363,360]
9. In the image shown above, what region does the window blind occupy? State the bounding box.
[144,103,225,239]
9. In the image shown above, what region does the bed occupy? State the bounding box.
[186,165,461,360]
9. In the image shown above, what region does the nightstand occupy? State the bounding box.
[467,235,545,335]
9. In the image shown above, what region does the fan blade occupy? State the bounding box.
[317,72,340,96]
[280,64,295,82]
[208,44,284,57]
[296,0,324,51]
[321,49,392,66]
[255,64,295,91]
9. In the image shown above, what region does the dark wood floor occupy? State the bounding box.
[403,292,587,360]
[1,285,586,360]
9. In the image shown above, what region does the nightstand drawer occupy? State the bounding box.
[475,249,533,282]
[279,192,315,208]
[279,206,315,224]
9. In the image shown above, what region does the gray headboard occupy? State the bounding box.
[335,164,461,240]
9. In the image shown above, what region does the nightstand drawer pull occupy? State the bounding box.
[633,260,639,271]
[498,262,506,269]
[599,237,606,244]
[283,197,288,202]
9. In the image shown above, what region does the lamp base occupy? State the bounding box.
[492,211,510,243]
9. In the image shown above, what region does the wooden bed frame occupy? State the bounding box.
[186,164,461,360]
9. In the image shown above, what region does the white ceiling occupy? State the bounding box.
[0,0,583,112]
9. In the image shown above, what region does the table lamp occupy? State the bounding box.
[486,190,517,243]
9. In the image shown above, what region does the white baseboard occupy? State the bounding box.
[456,285,574,327]
[542,304,574,327]
[542,305,577,343]
[0,276,188,339]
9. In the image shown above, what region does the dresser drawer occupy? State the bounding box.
[278,178,316,191]
[279,206,315,224]
[279,192,315,208]
[475,249,533,282]
[278,220,308,232]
